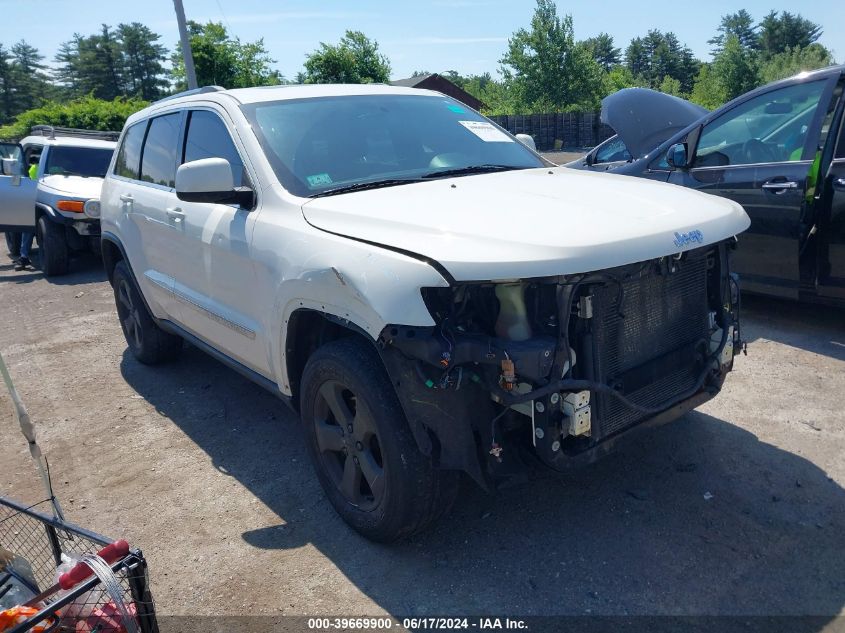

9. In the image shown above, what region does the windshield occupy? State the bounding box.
[241,94,546,197]
[44,146,113,178]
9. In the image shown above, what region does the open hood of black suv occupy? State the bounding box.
[601,88,708,158]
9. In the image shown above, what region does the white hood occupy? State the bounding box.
[38,175,104,200]
[301,167,750,281]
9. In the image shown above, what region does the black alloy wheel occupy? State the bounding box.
[312,379,385,510]
[117,276,143,352]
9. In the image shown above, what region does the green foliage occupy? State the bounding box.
[499,0,604,112]
[689,64,727,110]
[55,23,168,100]
[116,23,169,100]
[712,35,759,101]
[758,11,822,60]
[708,10,758,54]
[600,66,639,96]
[625,30,699,95]
[690,35,758,109]
[0,40,53,124]
[0,96,148,140]
[10,41,52,113]
[0,45,15,123]
[302,30,390,84]
[170,21,281,90]
[759,44,834,83]
[689,10,831,110]
[582,33,621,71]
[658,75,683,97]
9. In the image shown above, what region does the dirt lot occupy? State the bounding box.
[1,249,844,624]
[541,150,584,165]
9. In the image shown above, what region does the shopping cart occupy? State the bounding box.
[0,497,158,633]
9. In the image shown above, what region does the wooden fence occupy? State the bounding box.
[488,112,614,152]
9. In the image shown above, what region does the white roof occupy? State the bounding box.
[225,83,440,104]
[127,83,443,124]
[19,136,117,150]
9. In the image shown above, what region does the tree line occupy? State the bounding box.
[451,2,834,113]
[0,3,836,138]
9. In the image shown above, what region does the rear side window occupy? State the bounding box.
[183,110,245,187]
[114,121,146,179]
[140,113,181,188]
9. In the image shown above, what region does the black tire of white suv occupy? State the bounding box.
[300,337,459,542]
[5,232,21,258]
[37,216,69,276]
[112,260,183,364]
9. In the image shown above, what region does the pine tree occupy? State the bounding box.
[116,23,168,100]
[0,45,14,123]
[10,41,51,113]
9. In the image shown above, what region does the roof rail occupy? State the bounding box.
[29,125,120,142]
[153,85,226,105]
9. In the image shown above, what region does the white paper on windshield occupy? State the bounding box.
[458,120,514,143]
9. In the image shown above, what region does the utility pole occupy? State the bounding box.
[173,0,198,89]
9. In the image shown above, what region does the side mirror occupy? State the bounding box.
[1,158,22,186]
[666,143,689,170]
[585,150,595,167]
[175,158,254,207]
[515,133,537,152]
[1,158,21,176]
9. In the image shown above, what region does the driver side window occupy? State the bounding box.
[695,80,827,168]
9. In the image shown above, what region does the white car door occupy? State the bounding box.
[170,108,268,376]
[113,114,184,318]
[0,143,36,231]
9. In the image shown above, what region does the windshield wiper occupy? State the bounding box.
[309,178,419,198]
[420,164,524,179]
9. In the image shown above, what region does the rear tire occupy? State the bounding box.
[37,216,69,276]
[300,337,458,542]
[5,232,21,258]
[112,260,183,365]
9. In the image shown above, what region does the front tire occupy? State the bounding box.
[37,216,69,276]
[112,260,183,365]
[5,232,21,258]
[300,337,458,542]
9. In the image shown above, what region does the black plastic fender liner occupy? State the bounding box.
[377,345,494,489]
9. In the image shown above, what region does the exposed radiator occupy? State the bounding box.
[590,249,711,438]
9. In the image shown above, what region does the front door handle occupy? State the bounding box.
[761,180,799,193]
[166,207,185,223]
[119,193,134,203]
[834,177,845,190]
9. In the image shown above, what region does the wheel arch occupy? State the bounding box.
[284,308,378,411]
[101,232,128,286]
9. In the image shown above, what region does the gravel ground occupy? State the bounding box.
[1,248,844,623]
[541,151,584,165]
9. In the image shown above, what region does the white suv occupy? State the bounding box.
[99,84,750,541]
[2,126,117,275]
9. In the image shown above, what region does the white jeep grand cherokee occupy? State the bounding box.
[100,84,750,541]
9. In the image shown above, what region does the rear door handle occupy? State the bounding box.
[166,207,185,223]
[834,178,845,190]
[761,180,799,193]
[119,193,134,203]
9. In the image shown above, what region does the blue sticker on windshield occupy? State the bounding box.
[446,102,465,113]
[307,173,333,188]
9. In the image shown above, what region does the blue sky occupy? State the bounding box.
[0,0,841,80]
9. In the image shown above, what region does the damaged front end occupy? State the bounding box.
[377,240,742,488]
